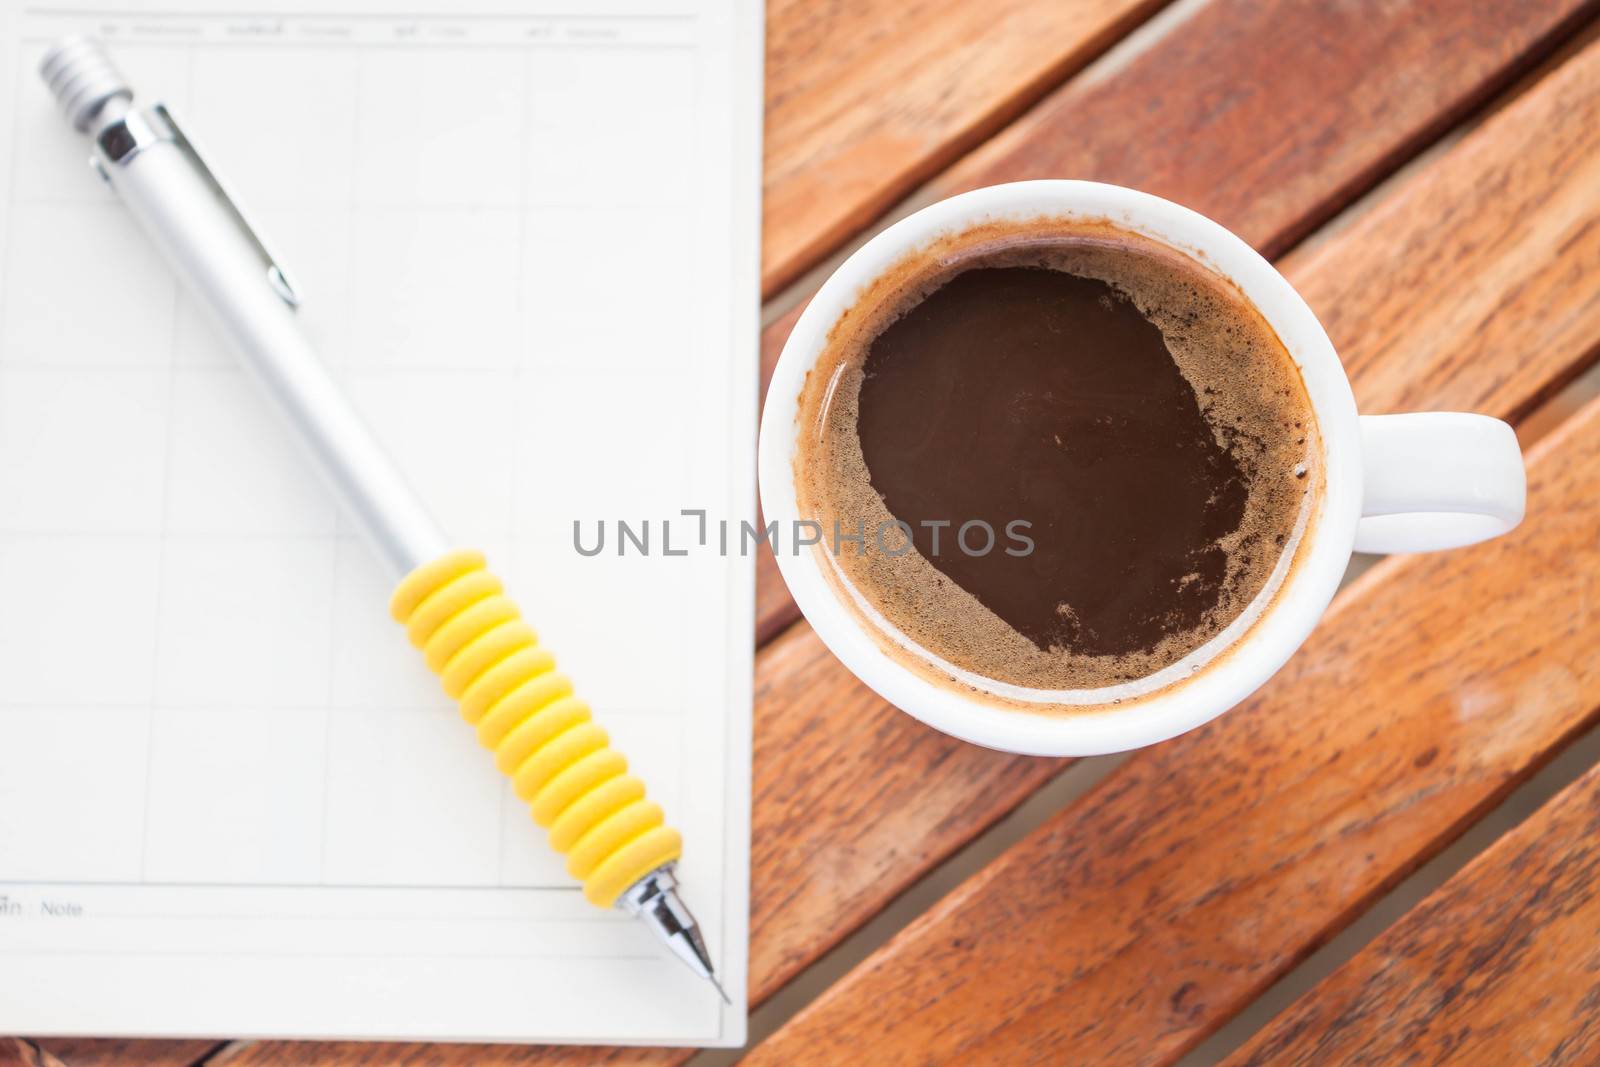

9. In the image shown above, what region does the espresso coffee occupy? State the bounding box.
[795,220,1320,694]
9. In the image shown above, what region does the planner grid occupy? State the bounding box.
[1,10,709,893]
[0,0,757,1044]
[0,13,756,1042]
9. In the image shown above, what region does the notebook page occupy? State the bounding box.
[0,0,757,1045]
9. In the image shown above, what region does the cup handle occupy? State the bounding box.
[1355,413,1526,554]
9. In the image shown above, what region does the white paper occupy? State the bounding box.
[0,0,758,1046]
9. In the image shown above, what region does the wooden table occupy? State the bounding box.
[9,0,1600,1063]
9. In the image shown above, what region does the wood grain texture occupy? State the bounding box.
[37,6,1600,1067]
[747,622,1055,993]
[206,1042,674,1067]
[1227,762,1600,1066]
[760,0,1168,294]
[751,0,1598,643]
[27,1044,214,1067]
[741,36,1600,1067]
[1292,31,1600,423]
[0,1039,43,1067]
[734,29,1600,1019]
[743,364,1600,1067]
[1286,103,1600,421]
[933,0,1597,256]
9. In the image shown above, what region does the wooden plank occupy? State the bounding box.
[65,1045,223,1067]
[28,1044,213,1067]
[204,1043,672,1066]
[0,1039,42,1067]
[760,0,1170,294]
[1226,762,1600,1066]
[933,0,1597,256]
[742,356,1600,1067]
[751,0,1599,643]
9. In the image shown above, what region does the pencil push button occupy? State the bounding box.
[390,548,683,907]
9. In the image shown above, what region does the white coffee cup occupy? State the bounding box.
[758,181,1526,756]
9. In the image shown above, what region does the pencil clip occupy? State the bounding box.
[97,104,301,310]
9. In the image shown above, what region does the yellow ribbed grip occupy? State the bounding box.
[390,549,682,907]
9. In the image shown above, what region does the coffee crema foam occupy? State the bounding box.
[794,218,1323,700]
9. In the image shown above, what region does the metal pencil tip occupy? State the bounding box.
[618,864,735,1005]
